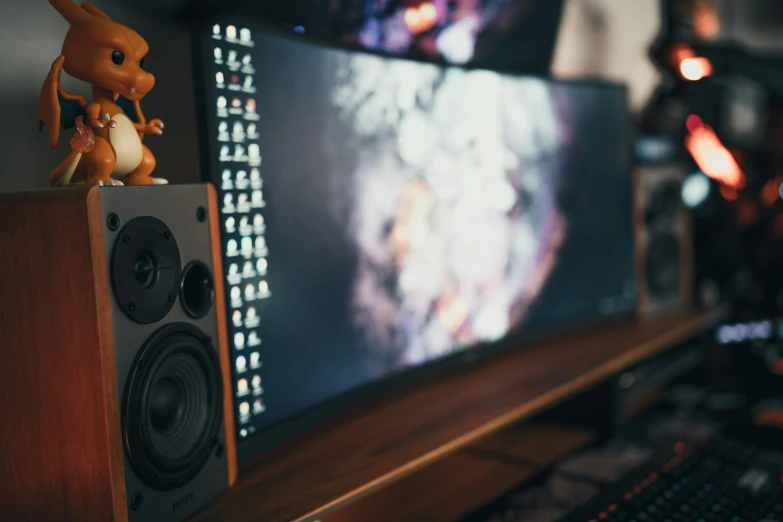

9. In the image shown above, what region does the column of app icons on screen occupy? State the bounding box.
[213,25,267,436]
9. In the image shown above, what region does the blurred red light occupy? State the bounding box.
[762,176,783,206]
[686,121,744,190]
[719,186,738,201]
[686,114,703,133]
[670,44,695,63]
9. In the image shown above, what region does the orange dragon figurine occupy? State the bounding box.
[38,0,167,186]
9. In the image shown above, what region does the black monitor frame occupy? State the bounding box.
[191,19,635,464]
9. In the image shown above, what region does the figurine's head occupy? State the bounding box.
[51,0,155,101]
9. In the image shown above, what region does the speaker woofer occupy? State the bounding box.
[645,181,682,226]
[123,323,222,491]
[646,233,681,299]
[111,217,182,324]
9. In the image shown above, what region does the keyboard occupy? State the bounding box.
[463,436,783,522]
[563,437,783,522]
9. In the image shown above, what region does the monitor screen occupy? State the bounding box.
[194,23,635,458]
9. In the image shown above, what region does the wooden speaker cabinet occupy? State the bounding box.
[633,162,693,318]
[0,185,237,522]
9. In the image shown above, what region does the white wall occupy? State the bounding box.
[551,0,663,114]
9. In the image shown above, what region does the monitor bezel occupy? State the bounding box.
[191,18,636,464]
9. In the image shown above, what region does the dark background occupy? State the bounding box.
[525,82,635,325]
[0,0,201,194]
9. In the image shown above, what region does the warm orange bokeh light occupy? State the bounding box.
[419,2,437,22]
[670,43,695,64]
[693,0,721,39]
[685,115,744,191]
[405,2,438,34]
[680,57,713,81]
[404,8,421,30]
[669,44,713,81]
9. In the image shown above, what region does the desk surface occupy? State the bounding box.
[190,307,728,522]
[326,423,598,522]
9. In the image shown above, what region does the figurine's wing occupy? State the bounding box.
[59,92,86,130]
[37,56,86,148]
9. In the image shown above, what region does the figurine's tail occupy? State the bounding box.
[50,151,82,187]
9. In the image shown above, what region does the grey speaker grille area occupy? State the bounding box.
[637,164,688,316]
[98,185,229,522]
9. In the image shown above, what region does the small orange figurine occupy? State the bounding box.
[38,0,167,186]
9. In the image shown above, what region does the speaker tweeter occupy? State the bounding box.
[180,261,215,319]
[111,216,182,324]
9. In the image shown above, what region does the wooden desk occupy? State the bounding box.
[326,424,597,522]
[190,307,728,522]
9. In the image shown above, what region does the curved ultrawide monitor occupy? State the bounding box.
[192,22,636,462]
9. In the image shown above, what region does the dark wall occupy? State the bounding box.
[0,0,201,193]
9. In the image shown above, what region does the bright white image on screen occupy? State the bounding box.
[329,52,567,366]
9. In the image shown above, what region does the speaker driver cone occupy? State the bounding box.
[111,216,182,324]
[123,324,223,490]
[646,233,681,299]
